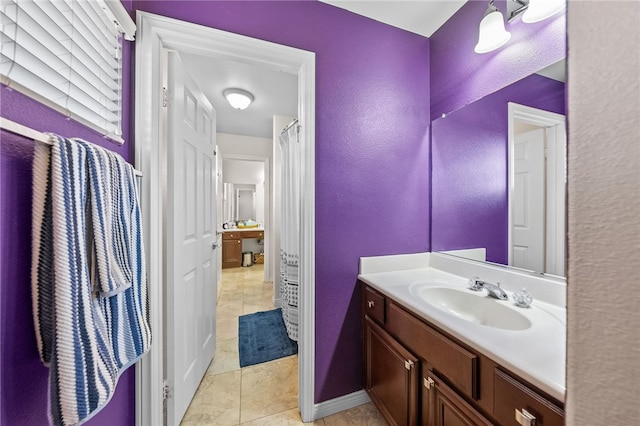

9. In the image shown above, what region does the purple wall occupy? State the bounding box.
[431,74,565,263]
[131,0,431,403]
[430,0,566,120]
[0,1,136,423]
[1,1,431,420]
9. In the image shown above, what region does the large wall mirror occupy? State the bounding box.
[431,60,566,277]
[223,183,258,222]
[221,158,265,225]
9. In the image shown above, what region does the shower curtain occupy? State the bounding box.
[279,120,300,341]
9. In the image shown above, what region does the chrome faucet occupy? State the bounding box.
[468,277,509,301]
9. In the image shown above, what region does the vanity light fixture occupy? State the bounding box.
[521,0,566,23]
[476,0,566,54]
[223,88,254,110]
[474,0,511,54]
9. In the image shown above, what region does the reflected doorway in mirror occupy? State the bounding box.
[508,102,566,277]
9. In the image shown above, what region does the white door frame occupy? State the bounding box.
[508,102,566,274]
[134,12,316,425]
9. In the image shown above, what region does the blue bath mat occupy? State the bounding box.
[238,308,298,368]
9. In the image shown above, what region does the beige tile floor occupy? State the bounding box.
[180,264,387,425]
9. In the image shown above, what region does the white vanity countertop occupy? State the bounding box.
[220,227,264,233]
[358,252,566,402]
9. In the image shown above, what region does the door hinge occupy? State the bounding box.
[163,379,174,400]
[163,87,168,108]
[404,359,414,370]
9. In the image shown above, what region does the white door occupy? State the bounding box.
[165,51,217,426]
[512,128,545,272]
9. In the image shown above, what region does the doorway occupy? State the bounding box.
[135,12,316,425]
[219,155,270,285]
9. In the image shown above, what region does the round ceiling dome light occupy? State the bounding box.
[223,88,254,110]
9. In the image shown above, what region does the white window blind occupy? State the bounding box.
[0,0,135,143]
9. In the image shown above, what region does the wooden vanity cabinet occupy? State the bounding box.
[222,232,242,268]
[222,230,264,268]
[361,281,565,426]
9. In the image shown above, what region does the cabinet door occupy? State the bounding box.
[222,238,242,268]
[364,317,419,426]
[423,371,493,426]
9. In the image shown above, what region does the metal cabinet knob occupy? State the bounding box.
[515,408,536,426]
[367,300,375,308]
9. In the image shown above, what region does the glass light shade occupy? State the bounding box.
[474,9,511,54]
[223,89,254,110]
[522,0,565,23]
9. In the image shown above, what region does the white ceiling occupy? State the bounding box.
[318,0,467,38]
[180,53,298,139]
[180,2,466,139]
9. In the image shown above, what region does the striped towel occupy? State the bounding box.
[32,135,151,426]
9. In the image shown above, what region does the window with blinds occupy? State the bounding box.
[0,0,134,143]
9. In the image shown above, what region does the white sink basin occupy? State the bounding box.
[411,286,531,331]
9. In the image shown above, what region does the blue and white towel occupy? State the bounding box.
[32,135,151,426]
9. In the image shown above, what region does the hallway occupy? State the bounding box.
[179,265,385,425]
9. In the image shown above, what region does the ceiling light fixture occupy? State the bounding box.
[474,0,511,54]
[223,88,254,110]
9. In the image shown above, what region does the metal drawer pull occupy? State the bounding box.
[424,376,435,389]
[515,408,536,426]
[367,300,375,308]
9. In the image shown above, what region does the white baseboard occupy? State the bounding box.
[273,297,282,308]
[312,389,371,421]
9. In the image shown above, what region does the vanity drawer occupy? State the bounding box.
[222,232,240,240]
[242,230,264,239]
[363,286,385,324]
[386,301,478,400]
[493,369,564,426]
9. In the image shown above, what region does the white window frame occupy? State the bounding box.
[0,0,135,144]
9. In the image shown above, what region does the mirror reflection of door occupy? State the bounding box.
[509,103,566,277]
[512,128,545,272]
